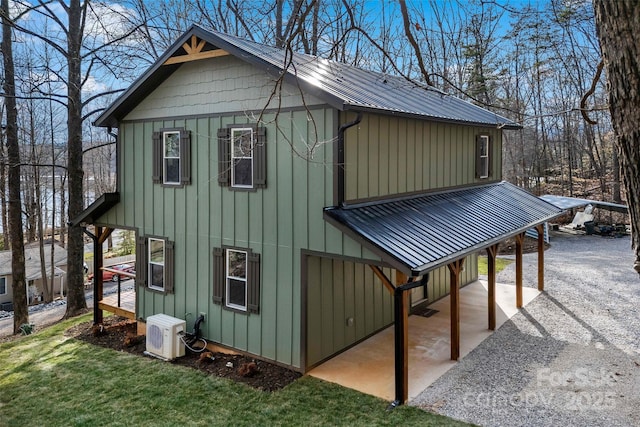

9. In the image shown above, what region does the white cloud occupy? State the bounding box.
[82,75,107,94]
[84,2,139,44]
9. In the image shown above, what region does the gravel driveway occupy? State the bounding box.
[411,232,640,427]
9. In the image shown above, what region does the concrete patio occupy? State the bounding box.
[308,279,539,401]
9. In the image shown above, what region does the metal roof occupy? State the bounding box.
[95,25,520,130]
[540,194,628,214]
[324,182,563,276]
[69,192,120,227]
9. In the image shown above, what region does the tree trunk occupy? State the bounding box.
[0,116,8,250]
[612,145,622,203]
[2,0,29,332]
[64,0,88,317]
[594,0,640,275]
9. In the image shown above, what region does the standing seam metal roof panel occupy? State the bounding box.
[323,182,563,275]
[95,25,521,130]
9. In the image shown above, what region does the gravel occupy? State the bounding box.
[410,232,640,426]
[0,281,135,335]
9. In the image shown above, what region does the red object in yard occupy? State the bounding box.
[87,263,135,282]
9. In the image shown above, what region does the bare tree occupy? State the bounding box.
[2,0,28,332]
[593,0,640,275]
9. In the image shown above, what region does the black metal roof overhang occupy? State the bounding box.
[68,192,119,227]
[323,182,563,277]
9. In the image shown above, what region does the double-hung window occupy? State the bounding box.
[476,135,491,179]
[136,236,175,294]
[231,128,254,188]
[163,131,181,185]
[152,128,191,186]
[148,238,165,291]
[226,249,247,311]
[0,277,6,295]
[218,125,267,189]
[213,246,260,314]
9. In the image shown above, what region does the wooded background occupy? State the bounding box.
[0,0,629,329]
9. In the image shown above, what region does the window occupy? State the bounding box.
[213,247,260,313]
[136,235,175,293]
[226,249,247,311]
[163,131,180,184]
[152,128,191,186]
[149,238,165,291]
[476,135,491,179]
[0,277,6,295]
[231,128,253,188]
[218,126,266,189]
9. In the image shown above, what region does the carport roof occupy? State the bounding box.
[323,182,563,276]
[540,194,628,214]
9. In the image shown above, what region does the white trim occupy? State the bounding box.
[0,276,6,295]
[225,249,247,311]
[148,238,165,291]
[163,130,181,185]
[230,128,254,188]
[479,135,489,179]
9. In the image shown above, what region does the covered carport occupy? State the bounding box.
[323,181,563,405]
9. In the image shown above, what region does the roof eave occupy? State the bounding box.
[69,192,120,227]
[344,104,522,129]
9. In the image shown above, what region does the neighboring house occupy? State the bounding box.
[73,26,561,404]
[0,242,68,308]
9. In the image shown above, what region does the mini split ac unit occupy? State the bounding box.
[144,314,186,361]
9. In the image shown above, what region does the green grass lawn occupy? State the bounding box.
[0,315,471,427]
[477,256,514,275]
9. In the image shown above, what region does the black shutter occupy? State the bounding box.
[164,240,175,293]
[212,247,224,304]
[475,135,482,179]
[152,131,162,183]
[247,251,260,314]
[254,127,267,188]
[217,128,231,186]
[180,130,191,185]
[487,135,493,177]
[136,236,147,287]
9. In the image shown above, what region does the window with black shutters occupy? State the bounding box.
[212,246,260,314]
[136,235,174,294]
[217,126,266,189]
[152,128,191,186]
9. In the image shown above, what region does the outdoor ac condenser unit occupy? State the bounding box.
[144,314,186,361]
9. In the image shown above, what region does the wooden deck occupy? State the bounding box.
[98,289,136,320]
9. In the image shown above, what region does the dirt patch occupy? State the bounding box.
[66,316,301,392]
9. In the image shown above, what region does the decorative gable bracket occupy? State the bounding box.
[164,35,229,65]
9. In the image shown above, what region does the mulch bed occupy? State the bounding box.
[66,316,301,392]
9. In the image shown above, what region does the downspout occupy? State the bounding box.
[336,111,362,206]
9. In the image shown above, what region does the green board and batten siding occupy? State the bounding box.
[343,112,502,201]
[101,108,384,369]
[97,55,488,370]
[306,258,395,368]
